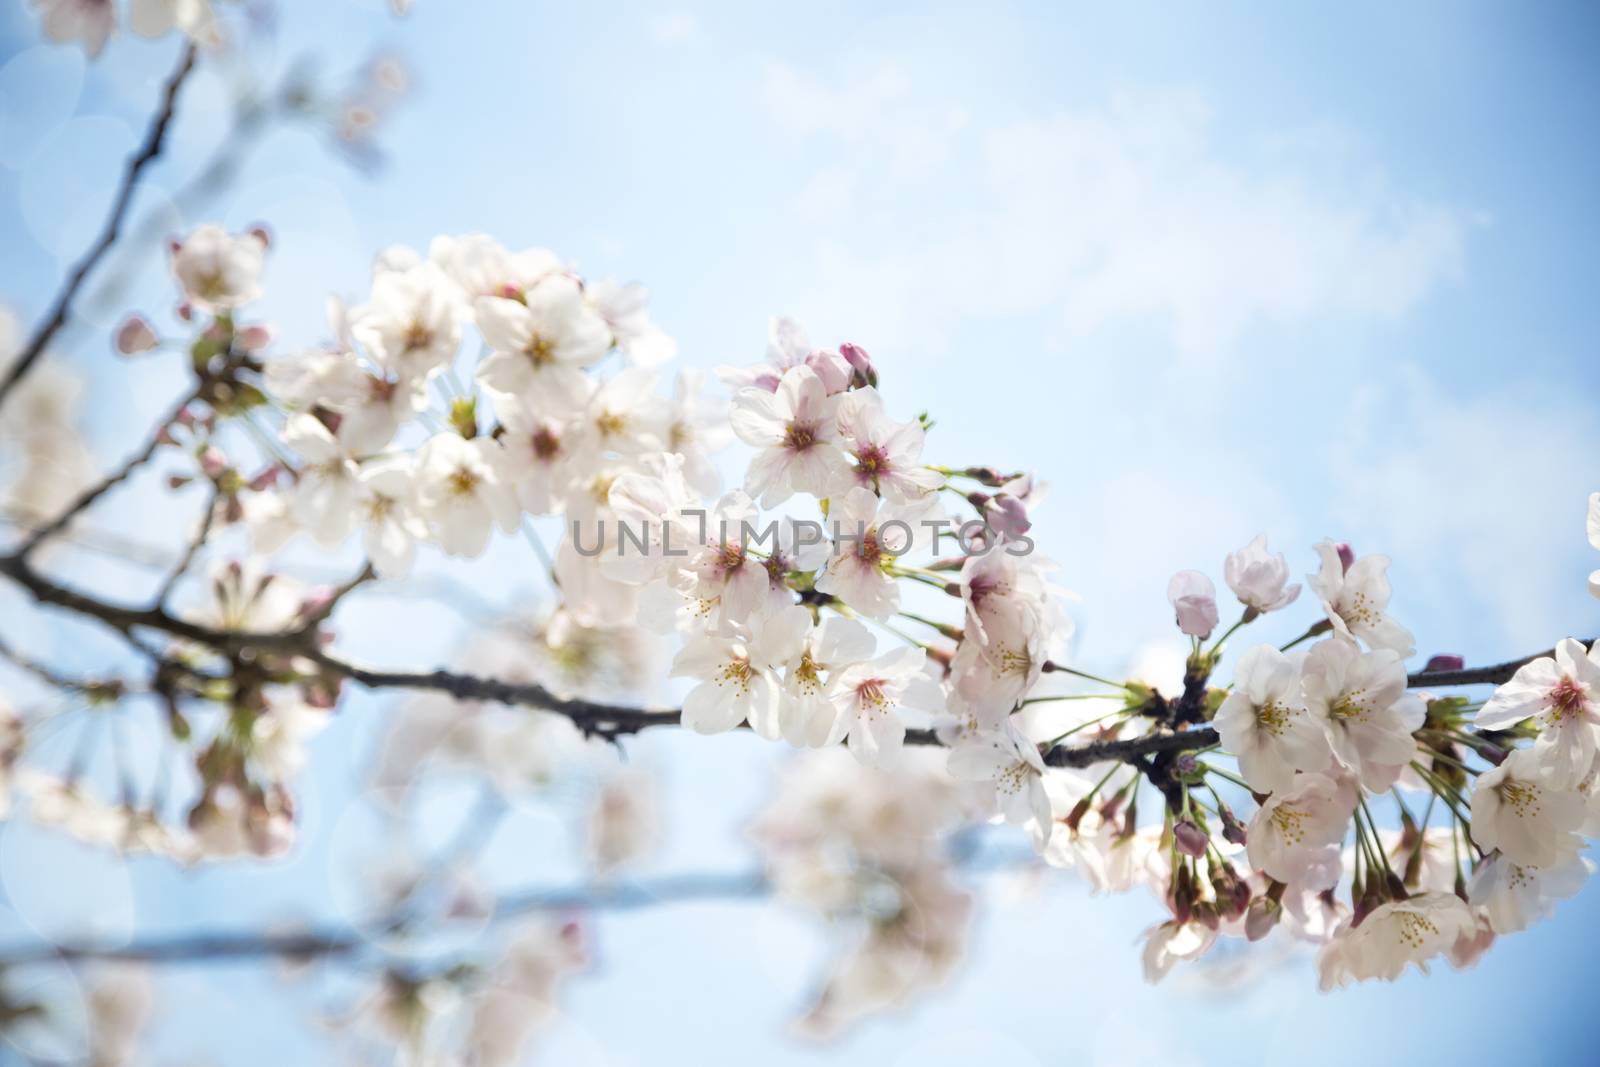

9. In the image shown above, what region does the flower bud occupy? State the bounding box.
[1166,570,1219,639]
[236,323,273,352]
[247,224,273,250]
[199,446,228,480]
[1244,896,1281,941]
[1424,653,1465,672]
[1173,819,1208,858]
[839,341,877,386]
[1219,803,1248,846]
[982,493,1031,540]
[114,315,158,355]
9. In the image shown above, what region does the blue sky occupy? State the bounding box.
[1,1,1598,1064]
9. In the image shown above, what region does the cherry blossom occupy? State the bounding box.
[1316,892,1476,989]
[764,605,876,747]
[1302,638,1424,791]
[351,261,463,382]
[170,224,266,312]
[830,387,943,504]
[1306,540,1416,656]
[1469,748,1586,868]
[356,458,427,579]
[474,276,611,404]
[814,487,935,620]
[946,722,1052,839]
[1213,644,1331,794]
[414,432,520,557]
[1474,637,1600,787]
[1245,771,1354,889]
[670,630,784,736]
[1468,850,1592,935]
[729,365,847,506]
[1166,569,1218,639]
[829,647,946,767]
[1224,533,1301,615]
[282,414,360,547]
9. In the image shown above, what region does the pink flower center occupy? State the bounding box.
[1550,676,1588,720]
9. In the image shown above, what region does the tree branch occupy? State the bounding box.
[0,42,199,410]
[0,530,1588,763]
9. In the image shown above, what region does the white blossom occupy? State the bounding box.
[1302,638,1424,791]
[1316,892,1475,989]
[669,630,785,736]
[282,414,360,547]
[1474,637,1600,787]
[1469,747,1586,868]
[1213,644,1331,794]
[170,224,266,311]
[1307,540,1416,656]
[414,433,520,557]
[830,387,942,504]
[1246,771,1355,889]
[729,364,849,507]
[351,261,462,381]
[1166,569,1218,639]
[474,276,611,404]
[1223,533,1301,614]
[764,605,876,747]
[946,722,1052,839]
[356,458,427,579]
[829,647,945,767]
[1468,850,1592,935]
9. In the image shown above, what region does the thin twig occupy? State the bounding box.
[0,43,199,410]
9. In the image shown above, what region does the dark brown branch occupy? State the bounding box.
[0,531,1584,762]
[0,43,199,410]
[1405,641,1594,688]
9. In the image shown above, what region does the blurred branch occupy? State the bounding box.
[0,42,199,410]
[0,869,772,966]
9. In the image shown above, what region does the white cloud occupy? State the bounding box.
[761,65,1468,362]
[1328,364,1600,648]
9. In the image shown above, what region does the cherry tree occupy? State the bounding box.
[2,4,1599,1063]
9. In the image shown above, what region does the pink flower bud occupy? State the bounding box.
[199,446,228,479]
[114,315,158,355]
[1245,897,1281,941]
[175,302,193,322]
[249,466,282,491]
[1166,570,1219,639]
[1424,654,1465,672]
[247,224,272,249]
[803,349,853,394]
[1219,803,1248,846]
[1335,542,1355,572]
[982,493,1031,540]
[236,324,273,352]
[839,342,876,386]
[1173,819,1208,857]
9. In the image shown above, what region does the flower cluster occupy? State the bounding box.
[3,214,1598,1054]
